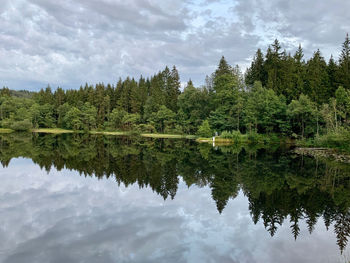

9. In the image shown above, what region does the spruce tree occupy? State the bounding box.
[338,34,350,90]
[214,56,232,78]
[54,87,65,108]
[305,50,329,104]
[165,66,181,112]
[264,40,282,93]
[280,51,295,101]
[328,55,339,98]
[245,49,265,86]
[292,44,306,100]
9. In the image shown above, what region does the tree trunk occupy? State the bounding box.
[301,116,304,139]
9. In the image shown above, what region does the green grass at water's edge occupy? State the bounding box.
[3,128,350,154]
[15,128,197,139]
[0,128,14,133]
[31,128,74,134]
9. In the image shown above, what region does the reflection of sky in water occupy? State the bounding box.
[0,158,348,263]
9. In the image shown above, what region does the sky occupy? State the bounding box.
[1,0,350,91]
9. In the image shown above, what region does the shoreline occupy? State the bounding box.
[2,128,350,161]
[0,128,198,139]
[293,147,350,164]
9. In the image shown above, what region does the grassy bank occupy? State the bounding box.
[296,130,350,153]
[0,128,14,133]
[197,132,285,146]
[90,131,128,136]
[31,128,74,134]
[92,131,196,139]
[4,128,350,156]
[11,128,197,139]
[142,133,196,139]
[21,128,286,145]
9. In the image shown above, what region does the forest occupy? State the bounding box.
[1,35,350,148]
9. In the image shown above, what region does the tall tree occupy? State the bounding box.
[165,66,181,112]
[245,49,265,86]
[304,50,329,104]
[291,44,306,101]
[288,94,317,138]
[328,55,339,98]
[338,34,350,90]
[265,39,283,93]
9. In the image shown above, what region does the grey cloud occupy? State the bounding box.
[0,0,260,90]
[233,0,350,58]
[0,0,349,90]
[28,0,188,33]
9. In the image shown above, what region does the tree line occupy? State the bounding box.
[1,35,350,140]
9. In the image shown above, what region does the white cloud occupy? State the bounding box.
[0,0,349,90]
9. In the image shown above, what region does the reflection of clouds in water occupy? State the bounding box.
[0,158,346,263]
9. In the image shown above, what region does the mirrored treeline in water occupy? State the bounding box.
[1,133,350,254]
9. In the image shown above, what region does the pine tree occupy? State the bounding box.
[150,71,166,107]
[130,78,141,113]
[165,65,181,112]
[305,50,329,104]
[280,51,295,101]
[245,49,265,86]
[138,76,149,119]
[214,56,232,78]
[54,87,65,108]
[291,44,306,100]
[264,40,282,93]
[338,34,350,90]
[328,55,339,98]
[0,87,11,97]
[95,83,106,127]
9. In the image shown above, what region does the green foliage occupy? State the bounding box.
[313,128,350,152]
[177,80,210,134]
[197,120,212,137]
[122,113,140,131]
[107,108,140,131]
[287,94,317,138]
[9,119,32,131]
[148,105,176,133]
[137,124,156,133]
[304,50,329,104]
[209,58,243,132]
[64,107,83,130]
[220,130,243,143]
[338,33,350,90]
[107,108,127,130]
[245,49,264,87]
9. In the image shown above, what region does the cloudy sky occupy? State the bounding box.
[1,0,350,91]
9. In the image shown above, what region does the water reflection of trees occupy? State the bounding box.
[1,133,350,252]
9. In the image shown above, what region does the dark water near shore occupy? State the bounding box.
[1,133,350,263]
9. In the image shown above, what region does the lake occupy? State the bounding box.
[0,133,350,263]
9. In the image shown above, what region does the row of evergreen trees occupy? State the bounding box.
[1,35,350,139]
[245,35,350,104]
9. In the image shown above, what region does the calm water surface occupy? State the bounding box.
[0,133,350,263]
